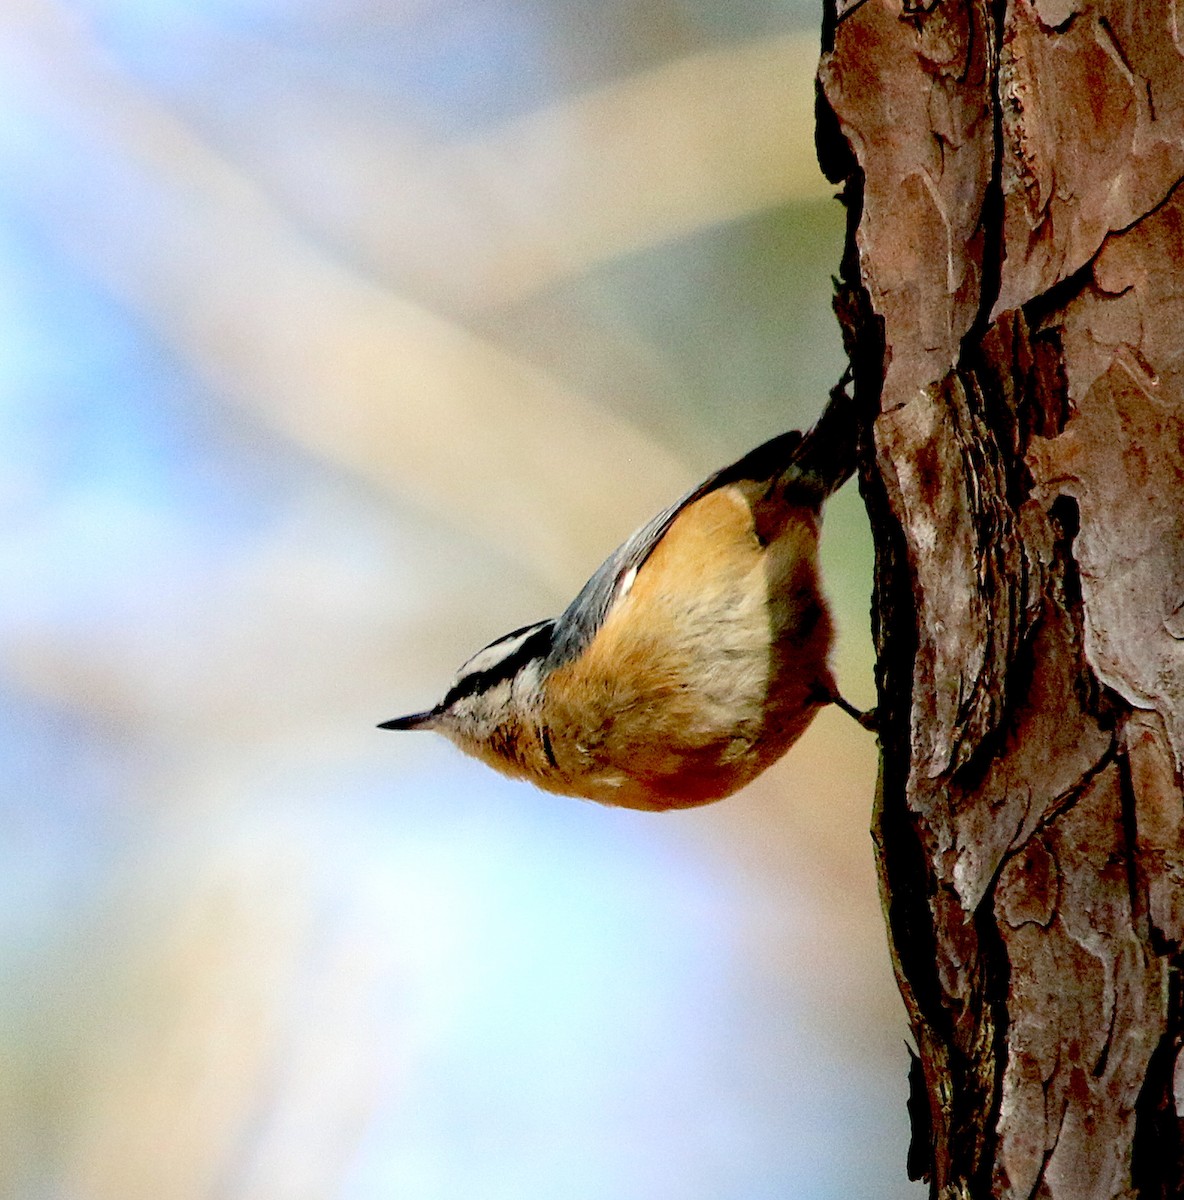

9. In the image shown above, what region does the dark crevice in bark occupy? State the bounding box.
[876,778,942,1185]
[1023,256,1096,332]
[969,886,1011,1197]
[1029,740,1120,838]
[1109,170,1184,240]
[940,318,1059,796]
[1018,316,1075,443]
[1116,721,1152,946]
[1132,962,1184,1199]
[1046,495,1079,586]
[1120,716,1184,961]
[940,354,1033,784]
[906,1043,934,1182]
[960,0,1008,356]
[1045,495,1122,734]
[1095,15,1138,88]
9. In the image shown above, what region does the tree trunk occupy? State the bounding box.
[816,2,1184,1196]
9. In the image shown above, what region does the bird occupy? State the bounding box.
[380,385,871,811]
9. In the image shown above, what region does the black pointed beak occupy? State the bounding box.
[377,709,439,731]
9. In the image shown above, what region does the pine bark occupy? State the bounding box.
[816,2,1184,1196]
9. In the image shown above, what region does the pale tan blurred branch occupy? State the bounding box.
[84,21,829,311]
[0,0,711,593]
[431,31,830,305]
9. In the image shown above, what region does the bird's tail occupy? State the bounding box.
[687,371,859,511]
[778,370,859,506]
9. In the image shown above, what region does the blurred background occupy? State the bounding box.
[0,1,924,1197]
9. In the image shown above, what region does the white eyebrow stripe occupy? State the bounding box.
[459,626,543,678]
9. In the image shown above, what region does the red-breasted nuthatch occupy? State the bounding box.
[381,389,870,811]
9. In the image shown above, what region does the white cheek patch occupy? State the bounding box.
[512,659,543,704]
[452,679,513,737]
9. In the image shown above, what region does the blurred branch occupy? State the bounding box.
[0,0,706,593]
[434,31,830,305]
[92,21,830,311]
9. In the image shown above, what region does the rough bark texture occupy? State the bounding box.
[816,2,1184,1196]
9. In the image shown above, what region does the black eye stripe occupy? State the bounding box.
[443,621,555,706]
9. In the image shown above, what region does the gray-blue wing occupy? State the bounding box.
[546,427,811,667]
[546,491,690,665]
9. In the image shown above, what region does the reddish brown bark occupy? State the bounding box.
[816,2,1184,1196]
